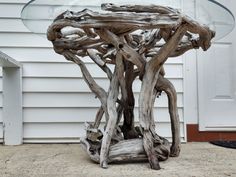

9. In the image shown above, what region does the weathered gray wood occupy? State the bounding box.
[80,138,146,163]
[138,25,187,169]
[101,3,177,14]
[95,29,145,73]
[122,61,138,139]
[93,106,104,129]
[87,49,113,80]
[63,51,110,124]
[81,137,170,163]
[63,52,107,105]
[47,3,215,170]
[100,65,119,168]
[156,75,180,156]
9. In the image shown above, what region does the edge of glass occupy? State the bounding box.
[208,0,235,39]
[21,0,235,39]
[209,0,235,23]
[21,0,35,15]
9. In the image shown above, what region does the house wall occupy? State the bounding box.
[0,0,186,143]
[185,0,236,141]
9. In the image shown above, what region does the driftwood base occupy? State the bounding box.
[80,124,171,169]
[81,136,170,166]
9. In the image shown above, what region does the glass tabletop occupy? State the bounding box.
[21,0,235,40]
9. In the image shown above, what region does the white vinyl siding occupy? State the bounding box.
[0,0,186,143]
[0,79,2,142]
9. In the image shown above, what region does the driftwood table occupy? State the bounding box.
[47,3,215,170]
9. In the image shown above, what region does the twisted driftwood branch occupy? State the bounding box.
[47,3,214,170]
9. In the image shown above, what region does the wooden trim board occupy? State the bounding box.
[187,124,236,142]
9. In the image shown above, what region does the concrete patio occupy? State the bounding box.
[0,143,235,177]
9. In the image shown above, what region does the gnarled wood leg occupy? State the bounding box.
[156,75,180,157]
[100,66,119,168]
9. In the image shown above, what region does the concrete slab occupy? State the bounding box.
[0,143,235,177]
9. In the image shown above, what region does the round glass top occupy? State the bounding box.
[21,0,235,40]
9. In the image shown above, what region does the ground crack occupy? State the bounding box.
[33,153,65,162]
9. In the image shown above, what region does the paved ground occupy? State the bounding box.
[0,143,235,177]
